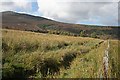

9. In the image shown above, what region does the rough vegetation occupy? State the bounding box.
[2,29,119,79]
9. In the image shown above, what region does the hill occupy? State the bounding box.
[2,11,119,39]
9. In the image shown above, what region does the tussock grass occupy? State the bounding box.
[108,40,119,78]
[2,29,118,78]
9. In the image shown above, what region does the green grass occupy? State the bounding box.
[108,40,119,78]
[2,29,119,78]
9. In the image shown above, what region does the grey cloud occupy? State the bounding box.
[0,1,33,12]
[38,0,118,26]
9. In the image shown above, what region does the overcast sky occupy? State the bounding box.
[0,0,119,26]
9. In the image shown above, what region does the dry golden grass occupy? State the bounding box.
[2,29,118,78]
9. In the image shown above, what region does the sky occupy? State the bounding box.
[0,0,119,26]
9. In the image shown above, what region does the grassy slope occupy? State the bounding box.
[2,29,119,78]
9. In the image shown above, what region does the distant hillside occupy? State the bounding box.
[2,11,119,39]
